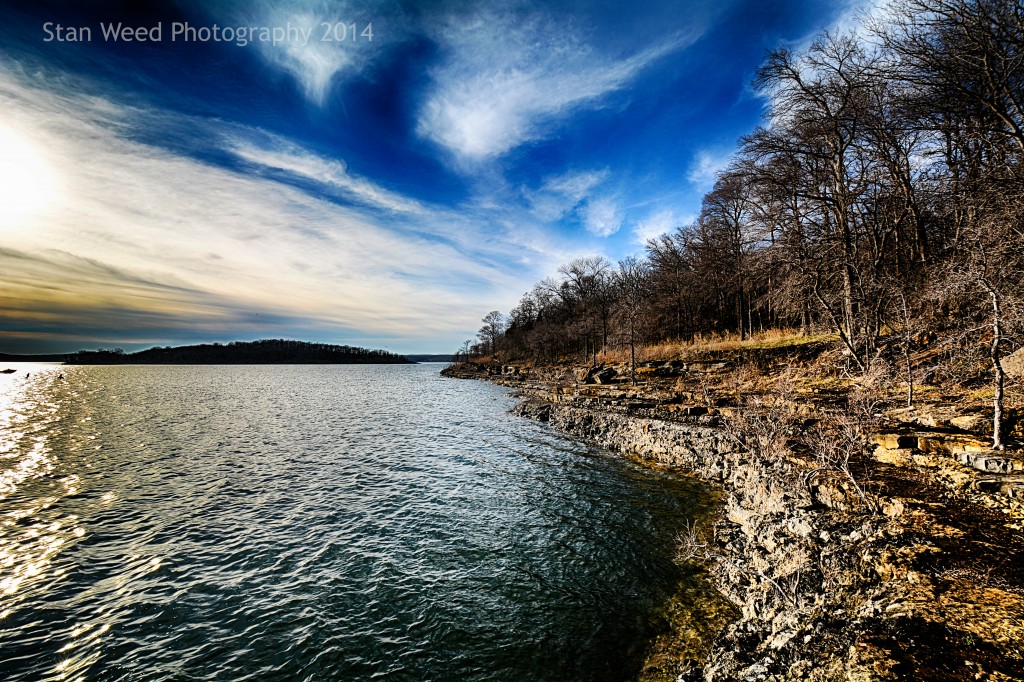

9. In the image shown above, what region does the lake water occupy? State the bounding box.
[0,363,712,681]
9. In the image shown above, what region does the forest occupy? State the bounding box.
[463,0,1024,447]
[66,339,410,365]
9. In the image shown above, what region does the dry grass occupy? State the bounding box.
[636,328,835,362]
[594,346,631,364]
[967,387,997,402]
[552,328,836,366]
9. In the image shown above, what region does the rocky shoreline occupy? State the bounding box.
[443,362,1024,681]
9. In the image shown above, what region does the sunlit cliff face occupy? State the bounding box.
[0,123,61,229]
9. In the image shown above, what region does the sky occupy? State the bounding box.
[0,0,869,355]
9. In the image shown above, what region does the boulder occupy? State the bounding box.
[950,413,986,433]
[1003,347,1024,379]
[581,365,618,384]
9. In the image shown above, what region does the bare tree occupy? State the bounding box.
[754,34,880,369]
[613,257,651,384]
[475,0,1024,443]
[880,0,1024,446]
[646,228,698,340]
[957,203,1024,449]
[558,257,613,364]
[477,311,505,358]
[881,0,1024,155]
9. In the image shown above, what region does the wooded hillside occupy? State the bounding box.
[66,339,410,365]
[461,0,1024,448]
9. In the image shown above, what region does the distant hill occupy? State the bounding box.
[405,354,455,363]
[0,353,69,362]
[65,340,411,365]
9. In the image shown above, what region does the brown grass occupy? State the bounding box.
[598,328,835,364]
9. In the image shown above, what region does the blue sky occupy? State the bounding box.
[0,0,867,354]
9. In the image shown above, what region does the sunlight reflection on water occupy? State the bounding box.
[1,366,68,597]
[0,364,104,678]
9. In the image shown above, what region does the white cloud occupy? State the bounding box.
[632,209,689,244]
[524,169,610,221]
[582,198,623,238]
[417,9,696,160]
[264,16,352,103]
[774,0,888,58]
[541,170,610,201]
[821,0,891,42]
[228,138,427,215]
[214,0,395,106]
[0,62,542,351]
[687,149,733,189]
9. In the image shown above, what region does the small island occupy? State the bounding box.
[64,339,411,365]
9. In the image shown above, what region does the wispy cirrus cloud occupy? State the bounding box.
[631,209,690,245]
[417,8,697,161]
[228,137,428,215]
[206,0,400,105]
[687,148,734,189]
[784,0,889,52]
[524,169,610,222]
[260,18,354,103]
[521,169,623,239]
[582,197,623,238]
[0,62,541,352]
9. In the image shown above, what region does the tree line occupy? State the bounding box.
[67,339,410,364]
[460,0,1024,448]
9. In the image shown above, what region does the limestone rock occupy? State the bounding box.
[1002,346,1024,378]
[950,413,986,433]
[579,365,619,384]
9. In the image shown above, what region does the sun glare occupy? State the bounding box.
[0,123,60,229]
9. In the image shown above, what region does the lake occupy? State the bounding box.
[0,363,712,681]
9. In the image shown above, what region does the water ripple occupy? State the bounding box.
[0,364,713,681]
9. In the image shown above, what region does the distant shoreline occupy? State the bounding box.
[3,339,432,365]
[0,353,69,363]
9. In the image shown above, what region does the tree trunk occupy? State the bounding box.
[737,293,745,341]
[899,291,914,407]
[842,263,857,358]
[813,274,866,373]
[630,323,636,386]
[989,287,1006,450]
